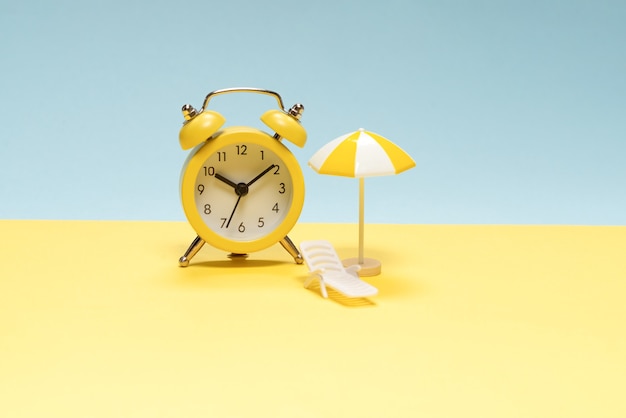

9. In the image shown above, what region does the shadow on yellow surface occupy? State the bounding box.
[191,258,287,269]
[299,279,378,307]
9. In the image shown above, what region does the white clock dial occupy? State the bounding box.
[194,142,293,241]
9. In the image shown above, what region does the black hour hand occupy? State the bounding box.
[214,173,238,190]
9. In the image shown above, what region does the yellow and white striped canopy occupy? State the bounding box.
[308,128,416,177]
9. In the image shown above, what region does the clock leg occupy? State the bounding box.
[179,235,205,267]
[280,235,303,264]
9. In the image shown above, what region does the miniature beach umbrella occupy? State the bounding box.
[308,128,416,276]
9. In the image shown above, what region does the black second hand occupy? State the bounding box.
[225,194,242,229]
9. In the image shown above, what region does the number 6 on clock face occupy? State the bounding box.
[180,127,305,255]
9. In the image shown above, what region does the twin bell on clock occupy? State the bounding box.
[177,87,307,267]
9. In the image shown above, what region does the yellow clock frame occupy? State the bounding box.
[176,87,307,267]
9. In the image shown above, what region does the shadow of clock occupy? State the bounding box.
[189,258,292,269]
[172,257,304,290]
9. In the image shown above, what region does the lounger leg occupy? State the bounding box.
[304,276,314,289]
[178,235,205,267]
[279,235,304,264]
[319,279,328,298]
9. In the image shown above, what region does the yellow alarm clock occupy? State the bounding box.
[177,87,307,266]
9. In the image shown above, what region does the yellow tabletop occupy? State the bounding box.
[1,221,625,417]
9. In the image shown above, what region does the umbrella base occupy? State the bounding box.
[342,257,381,277]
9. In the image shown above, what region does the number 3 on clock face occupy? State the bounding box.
[180,127,305,254]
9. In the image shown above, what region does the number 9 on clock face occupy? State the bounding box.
[180,127,305,255]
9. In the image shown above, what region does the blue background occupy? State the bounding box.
[1,0,625,225]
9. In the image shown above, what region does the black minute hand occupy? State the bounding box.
[247,164,276,187]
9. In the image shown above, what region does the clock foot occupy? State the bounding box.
[280,235,303,264]
[227,253,249,260]
[178,235,205,267]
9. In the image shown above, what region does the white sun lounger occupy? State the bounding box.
[299,240,378,298]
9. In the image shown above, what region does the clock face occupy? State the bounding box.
[193,141,294,242]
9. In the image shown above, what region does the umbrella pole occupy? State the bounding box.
[344,176,380,276]
[359,177,365,265]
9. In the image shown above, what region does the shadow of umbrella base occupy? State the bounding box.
[342,257,381,277]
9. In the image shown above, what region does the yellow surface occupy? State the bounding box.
[1,221,625,417]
